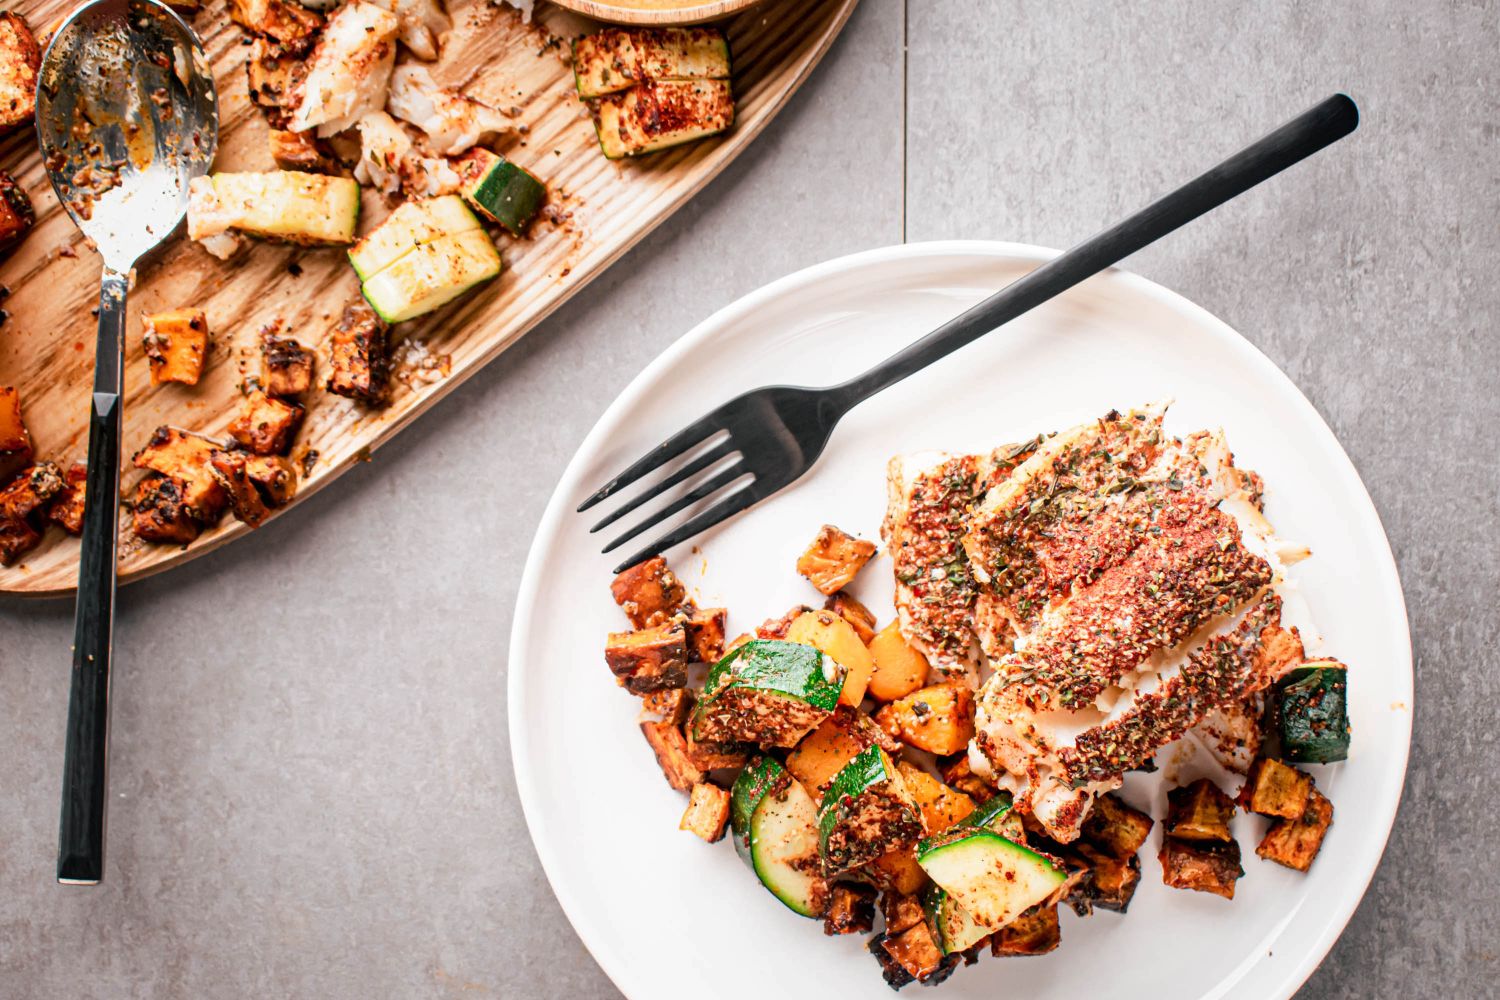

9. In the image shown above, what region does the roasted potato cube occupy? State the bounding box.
[679,782,730,843]
[681,605,726,663]
[1239,757,1314,819]
[605,621,687,694]
[0,386,30,454]
[756,604,813,640]
[868,933,917,991]
[244,454,297,506]
[609,555,687,628]
[268,128,340,175]
[881,919,946,981]
[823,882,876,936]
[786,608,875,705]
[0,14,40,136]
[326,302,390,403]
[895,760,975,834]
[1165,778,1237,842]
[785,706,890,794]
[228,0,322,54]
[639,720,703,792]
[1082,792,1154,859]
[142,308,209,386]
[0,515,39,565]
[940,754,996,803]
[867,620,930,702]
[875,683,975,756]
[880,890,926,935]
[260,329,316,397]
[208,449,272,527]
[47,463,87,535]
[866,847,928,896]
[132,426,227,521]
[683,727,748,771]
[228,390,304,456]
[796,523,877,594]
[0,461,63,522]
[1257,787,1333,872]
[823,590,877,643]
[131,473,202,545]
[1160,836,1243,899]
[1073,843,1142,913]
[994,904,1060,956]
[641,687,691,725]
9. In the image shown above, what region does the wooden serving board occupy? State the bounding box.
[0,0,859,596]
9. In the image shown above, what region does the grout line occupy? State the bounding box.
[901,0,909,244]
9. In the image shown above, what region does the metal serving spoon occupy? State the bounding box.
[37,0,218,885]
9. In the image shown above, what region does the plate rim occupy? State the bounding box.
[507,238,1414,1000]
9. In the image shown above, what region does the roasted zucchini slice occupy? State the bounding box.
[592,80,734,159]
[573,26,730,100]
[1270,661,1351,763]
[691,639,844,747]
[729,756,827,917]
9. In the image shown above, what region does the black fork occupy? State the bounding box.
[580,94,1359,573]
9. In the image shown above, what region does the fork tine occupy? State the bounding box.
[588,439,738,534]
[576,417,724,513]
[611,482,761,574]
[600,462,749,555]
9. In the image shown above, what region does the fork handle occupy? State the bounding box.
[833,93,1359,408]
[57,267,128,886]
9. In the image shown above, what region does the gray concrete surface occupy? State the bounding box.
[2,1,1495,997]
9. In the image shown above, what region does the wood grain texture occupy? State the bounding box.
[549,0,765,26]
[0,0,858,596]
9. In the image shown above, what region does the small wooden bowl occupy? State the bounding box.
[545,0,765,25]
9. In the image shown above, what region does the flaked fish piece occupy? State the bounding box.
[387,64,514,156]
[368,0,451,61]
[285,1,400,137]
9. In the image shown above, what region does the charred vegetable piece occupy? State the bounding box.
[823,882,876,936]
[639,719,703,792]
[785,706,892,794]
[1256,787,1333,872]
[823,590,877,644]
[228,0,323,55]
[0,168,34,252]
[874,683,975,756]
[131,474,202,545]
[269,128,341,175]
[1080,792,1154,859]
[817,745,923,876]
[641,687,691,726]
[1239,757,1314,819]
[610,555,688,628]
[573,26,730,100]
[208,449,273,528]
[245,38,303,120]
[326,302,390,403]
[1159,836,1243,899]
[260,330,315,398]
[0,13,40,135]
[916,826,1066,934]
[142,309,209,386]
[0,515,39,565]
[1072,843,1141,913]
[1165,779,1236,843]
[0,462,63,522]
[785,608,875,706]
[941,755,995,803]
[457,148,546,237]
[880,919,948,982]
[729,756,827,917]
[867,620,930,703]
[867,933,917,990]
[592,79,734,159]
[681,606,726,663]
[683,729,748,771]
[245,454,297,506]
[679,782,730,843]
[796,523,878,595]
[756,604,812,640]
[0,386,30,453]
[47,463,87,535]
[1270,661,1351,763]
[228,390,305,456]
[691,639,844,747]
[993,903,1061,956]
[605,621,687,694]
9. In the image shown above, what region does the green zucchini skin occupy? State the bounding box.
[1273,664,1350,763]
[922,884,990,955]
[730,755,786,865]
[816,745,922,875]
[729,755,826,917]
[458,149,547,236]
[916,829,1066,932]
[691,639,844,747]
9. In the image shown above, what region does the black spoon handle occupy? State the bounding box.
[57,268,128,886]
[834,93,1359,407]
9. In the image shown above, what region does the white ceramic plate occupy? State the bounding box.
[508,242,1412,1000]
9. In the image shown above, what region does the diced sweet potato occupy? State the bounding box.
[1240,757,1314,819]
[326,302,389,403]
[756,604,811,639]
[245,454,297,506]
[868,933,917,991]
[0,386,27,452]
[47,463,87,535]
[132,426,227,521]
[208,449,273,527]
[785,706,888,794]
[866,847,928,896]
[131,474,202,545]
[823,883,876,936]
[1165,778,1236,842]
[641,687,691,725]
[796,523,877,594]
[1073,843,1141,913]
[993,904,1060,956]
[142,309,209,386]
[682,606,726,663]
[785,609,875,705]
[228,389,305,456]
[268,129,340,175]
[679,782,730,843]
[724,632,752,654]
[639,720,703,792]
[823,590,877,644]
[0,516,39,565]
[228,0,322,54]
[1081,792,1153,859]
[609,555,687,629]
[0,440,32,486]
[0,14,40,135]
[0,461,62,522]
[880,890,926,935]
[260,328,316,397]
[0,168,32,254]
[867,620,930,702]
[875,683,975,756]
[1257,787,1333,872]
[1160,836,1243,899]
[895,760,975,834]
[881,920,945,981]
[605,621,687,694]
